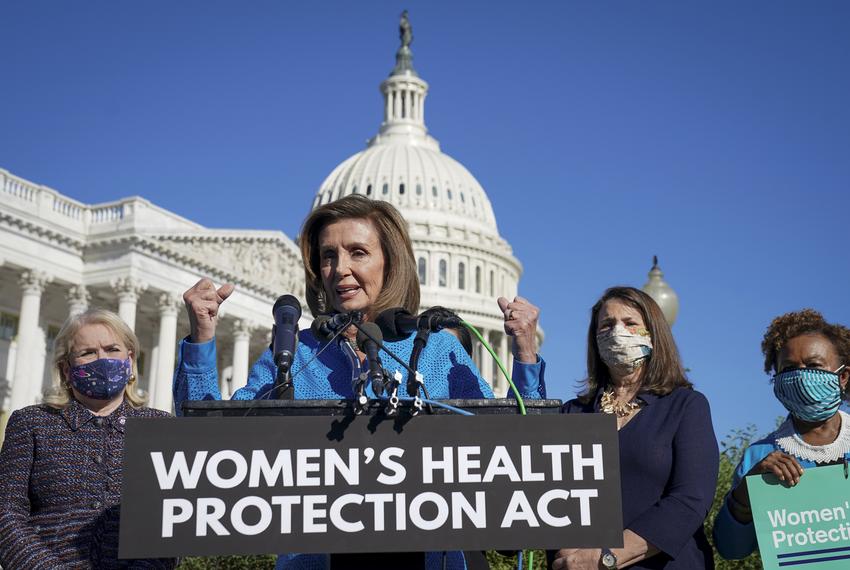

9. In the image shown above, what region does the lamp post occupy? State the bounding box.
[642,256,679,326]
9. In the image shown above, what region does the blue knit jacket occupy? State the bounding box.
[172,328,546,570]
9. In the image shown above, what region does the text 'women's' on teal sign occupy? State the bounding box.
[749,463,850,569]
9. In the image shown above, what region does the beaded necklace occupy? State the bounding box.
[600,388,641,418]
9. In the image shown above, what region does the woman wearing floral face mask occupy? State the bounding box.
[713,309,850,560]
[0,308,176,569]
[551,286,718,570]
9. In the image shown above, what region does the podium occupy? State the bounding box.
[179,398,562,568]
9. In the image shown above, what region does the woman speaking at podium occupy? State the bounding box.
[172,195,546,569]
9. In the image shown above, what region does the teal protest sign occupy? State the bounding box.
[748,463,850,569]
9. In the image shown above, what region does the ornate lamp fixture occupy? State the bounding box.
[642,256,679,326]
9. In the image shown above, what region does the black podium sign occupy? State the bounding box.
[119,414,622,558]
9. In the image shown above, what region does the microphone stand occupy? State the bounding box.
[384,369,403,416]
[352,371,369,414]
[272,323,296,400]
[354,320,431,417]
[406,320,431,416]
[275,368,294,400]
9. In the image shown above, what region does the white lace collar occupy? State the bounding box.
[775,410,850,464]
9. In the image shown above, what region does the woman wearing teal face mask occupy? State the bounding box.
[713,309,850,560]
[0,308,176,569]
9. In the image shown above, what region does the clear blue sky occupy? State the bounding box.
[2,1,848,440]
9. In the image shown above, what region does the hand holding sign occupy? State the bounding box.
[746,450,804,486]
[748,463,850,570]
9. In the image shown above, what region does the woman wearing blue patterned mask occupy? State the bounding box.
[713,309,850,560]
[0,309,176,569]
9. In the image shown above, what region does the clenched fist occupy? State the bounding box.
[183,278,235,343]
[497,295,540,364]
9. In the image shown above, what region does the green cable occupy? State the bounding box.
[528,550,534,569]
[461,320,526,416]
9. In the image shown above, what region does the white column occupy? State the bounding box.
[231,319,254,394]
[146,327,160,404]
[420,92,426,124]
[384,88,391,122]
[26,327,47,406]
[111,277,148,331]
[219,367,232,400]
[66,284,90,317]
[9,271,51,412]
[499,332,510,398]
[486,330,497,394]
[152,293,180,413]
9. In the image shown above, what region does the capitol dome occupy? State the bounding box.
[311,15,527,395]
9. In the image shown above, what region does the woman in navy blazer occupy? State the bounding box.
[551,287,718,570]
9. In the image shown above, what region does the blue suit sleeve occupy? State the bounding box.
[626,391,719,558]
[510,356,546,399]
[172,337,221,416]
[712,442,774,559]
[172,339,278,415]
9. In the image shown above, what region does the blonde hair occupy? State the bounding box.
[300,195,420,319]
[44,308,146,408]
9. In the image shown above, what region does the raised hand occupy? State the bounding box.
[183,278,235,343]
[497,295,540,364]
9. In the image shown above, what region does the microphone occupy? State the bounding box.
[356,322,385,397]
[310,311,363,341]
[375,307,463,341]
[272,295,302,375]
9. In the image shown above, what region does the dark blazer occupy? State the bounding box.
[0,399,177,569]
[552,387,719,569]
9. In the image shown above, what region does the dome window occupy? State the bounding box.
[489,270,495,297]
[352,185,358,194]
[416,184,422,195]
[432,186,438,197]
[460,192,465,203]
[475,266,481,293]
[366,184,373,196]
[399,183,405,195]
[382,183,389,195]
[439,260,447,287]
[458,262,466,290]
[447,189,452,200]
[418,257,427,285]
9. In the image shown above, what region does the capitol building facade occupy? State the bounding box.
[0,25,531,423]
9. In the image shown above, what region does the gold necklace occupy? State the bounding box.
[600,388,640,418]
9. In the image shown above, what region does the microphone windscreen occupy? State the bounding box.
[375,307,412,341]
[273,294,302,322]
[310,315,332,340]
[356,322,384,352]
